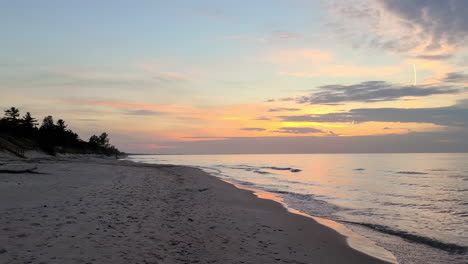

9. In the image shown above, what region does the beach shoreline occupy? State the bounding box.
[0,155,394,263]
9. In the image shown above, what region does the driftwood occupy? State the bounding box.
[0,166,42,174]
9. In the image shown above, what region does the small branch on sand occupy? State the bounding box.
[0,166,43,174]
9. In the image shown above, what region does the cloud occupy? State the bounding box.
[62,98,196,114]
[295,81,461,104]
[268,108,301,112]
[442,72,468,83]
[272,127,324,134]
[278,104,468,127]
[253,116,271,121]
[59,71,149,86]
[132,61,191,82]
[413,54,453,61]
[329,0,468,56]
[58,68,190,87]
[182,136,232,140]
[240,128,266,131]
[124,109,166,116]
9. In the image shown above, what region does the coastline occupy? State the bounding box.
[0,156,393,263]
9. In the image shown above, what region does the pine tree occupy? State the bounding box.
[4,107,20,121]
[22,112,38,129]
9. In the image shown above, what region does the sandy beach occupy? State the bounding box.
[0,155,392,264]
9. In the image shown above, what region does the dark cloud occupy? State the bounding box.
[456,99,468,108]
[265,98,294,103]
[331,0,468,55]
[268,108,301,112]
[296,81,460,104]
[253,117,271,121]
[376,0,468,50]
[413,54,453,60]
[240,128,266,131]
[124,109,165,116]
[272,127,324,134]
[442,72,468,83]
[279,104,468,127]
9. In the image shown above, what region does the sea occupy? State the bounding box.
[125,153,468,264]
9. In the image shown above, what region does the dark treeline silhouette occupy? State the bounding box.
[0,107,121,156]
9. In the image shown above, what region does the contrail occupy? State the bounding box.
[413,64,417,86]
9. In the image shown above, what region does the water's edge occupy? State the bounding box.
[201,168,399,264]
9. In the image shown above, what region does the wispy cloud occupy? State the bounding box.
[268,108,301,112]
[272,127,324,134]
[253,116,271,121]
[240,127,266,131]
[278,64,403,78]
[132,61,191,81]
[412,54,453,61]
[153,72,190,82]
[61,98,203,116]
[267,49,333,63]
[123,109,166,116]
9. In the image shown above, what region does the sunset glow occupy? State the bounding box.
[1,0,467,153]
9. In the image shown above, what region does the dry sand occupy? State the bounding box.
[0,156,393,264]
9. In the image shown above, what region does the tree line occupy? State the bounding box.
[0,107,121,155]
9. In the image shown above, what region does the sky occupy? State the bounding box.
[1,0,468,154]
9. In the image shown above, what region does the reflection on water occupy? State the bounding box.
[127,153,468,264]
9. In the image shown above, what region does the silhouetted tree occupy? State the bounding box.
[22,112,38,129]
[89,135,100,148]
[56,119,67,131]
[41,116,55,130]
[1,108,121,156]
[98,132,109,147]
[4,107,20,121]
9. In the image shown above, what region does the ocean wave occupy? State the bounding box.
[396,171,429,175]
[270,190,316,201]
[217,164,303,173]
[448,174,468,181]
[252,170,271,175]
[262,166,302,172]
[341,221,467,254]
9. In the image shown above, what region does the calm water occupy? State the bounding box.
[127,153,468,264]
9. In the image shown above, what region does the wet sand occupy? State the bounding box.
[0,156,392,263]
